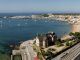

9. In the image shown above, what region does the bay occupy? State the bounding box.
[0,18,72,60]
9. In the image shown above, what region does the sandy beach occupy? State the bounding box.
[72,22,80,32]
[61,21,80,40]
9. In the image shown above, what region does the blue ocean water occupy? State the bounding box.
[0,19,72,42]
[0,15,72,60]
[0,13,40,16]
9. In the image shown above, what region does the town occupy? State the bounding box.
[11,31,80,60]
[1,13,80,24]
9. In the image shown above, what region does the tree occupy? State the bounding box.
[46,51,54,60]
[74,32,80,36]
[66,41,73,46]
[69,32,74,36]
[37,52,43,60]
[66,41,70,46]
[41,49,46,58]
[55,41,63,47]
[57,38,62,42]
[74,32,80,41]
[69,42,73,46]
[42,14,49,17]
[69,32,80,41]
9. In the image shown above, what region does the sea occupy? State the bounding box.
[0,13,72,60]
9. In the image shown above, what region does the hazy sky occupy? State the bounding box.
[0,0,27,13]
[0,0,80,13]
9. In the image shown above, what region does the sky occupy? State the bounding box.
[0,0,27,13]
[0,0,80,13]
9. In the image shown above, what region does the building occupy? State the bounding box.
[35,35,47,48]
[46,32,57,46]
[31,15,43,19]
[35,32,57,48]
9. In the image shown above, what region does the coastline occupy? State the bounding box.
[61,21,80,40]
[9,14,80,60]
[72,22,80,33]
[18,22,80,60]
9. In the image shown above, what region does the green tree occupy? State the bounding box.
[69,32,74,36]
[46,51,54,60]
[55,41,63,47]
[69,42,73,46]
[42,14,49,17]
[66,41,73,46]
[66,41,70,46]
[73,32,80,41]
[74,32,80,36]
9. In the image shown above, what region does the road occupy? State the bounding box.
[20,40,80,60]
[52,43,80,60]
[20,40,37,60]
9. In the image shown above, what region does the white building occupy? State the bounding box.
[31,15,43,19]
